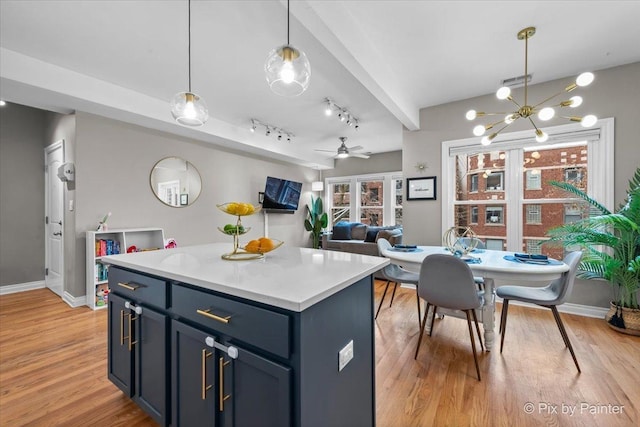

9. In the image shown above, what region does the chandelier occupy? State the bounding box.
[466,27,597,145]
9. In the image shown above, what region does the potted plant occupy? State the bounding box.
[546,167,640,335]
[304,196,328,249]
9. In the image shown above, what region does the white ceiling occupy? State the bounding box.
[2,1,639,169]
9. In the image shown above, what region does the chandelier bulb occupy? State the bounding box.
[538,107,555,121]
[473,125,486,136]
[481,134,495,146]
[569,96,583,108]
[581,114,598,127]
[466,110,477,120]
[325,103,333,116]
[496,86,511,100]
[535,129,549,143]
[576,72,594,87]
[504,114,516,124]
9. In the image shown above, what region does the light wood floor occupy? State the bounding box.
[1,285,638,426]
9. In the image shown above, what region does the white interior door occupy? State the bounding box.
[45,141,64,297]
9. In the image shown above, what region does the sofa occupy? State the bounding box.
[321,221,403,257]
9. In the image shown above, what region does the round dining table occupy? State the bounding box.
[381,246,569,350]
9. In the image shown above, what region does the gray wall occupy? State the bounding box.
[322,150,402,178]
[71,112,313,297]
[0,103,47,286]
[401,62,640,307]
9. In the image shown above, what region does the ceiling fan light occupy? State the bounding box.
[496,86,511,100]
[535,129,549,143]
[576,72,594,87]
[336,152,349,159]
[466,110,477,120]
[538,107,555,121]
[581,114,598,127]
[170,92,209,126]
[265,45,311,97]
[473,125,486,136]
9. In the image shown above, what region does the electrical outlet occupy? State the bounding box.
[338,340,354,372]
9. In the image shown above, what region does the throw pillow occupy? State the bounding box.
[364,227,381,242]
[376,229,401,243]
[351,224,368,240]
[332,222,352,240]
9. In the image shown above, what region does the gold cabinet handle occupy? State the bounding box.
[219,357,231,412]
[117,282,140,291]
[201,349,213,400]
[197,309,231,324]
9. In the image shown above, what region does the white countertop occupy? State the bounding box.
[102,243,389,312]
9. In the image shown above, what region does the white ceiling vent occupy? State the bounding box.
[500,74,532,88]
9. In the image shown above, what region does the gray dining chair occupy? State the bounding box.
[455,237,491,292]
[376,238,421,326]
[414,254,485,381]
[497,250,583,373]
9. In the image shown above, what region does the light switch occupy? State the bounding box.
[69,199,74,211]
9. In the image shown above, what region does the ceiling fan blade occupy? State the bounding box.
[348,145,364,151]
[314,149,336,153]
[350,152,370,159]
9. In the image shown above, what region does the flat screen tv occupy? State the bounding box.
[262,176,302,211]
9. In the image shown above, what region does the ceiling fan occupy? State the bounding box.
[315,137,370,159]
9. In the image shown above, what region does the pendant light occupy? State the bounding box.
[170,0,209,126]
[264,0,311,97]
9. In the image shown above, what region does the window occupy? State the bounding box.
[330,182,350,226]
[526,204,541,224]
[526,239,544,255]
[470,174,479,192]
[485,171,504,191]
[443,119,614,256]
[486,206,503,224]
[470,206,478,224]
[326,172,402,227]
[526,170,541,190]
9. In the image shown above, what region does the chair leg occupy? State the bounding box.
[471,308,484,352]
[415,302,430,360]
[389,281,399,307]
[429,305,438,337]
[374,280,391,319]
[415,289,422,328]
[465,310,482,381]
[499,299,509,353]
[550,306,581,373]
[548,304,570,348]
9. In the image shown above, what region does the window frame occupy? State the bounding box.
[441,118,614,252]
[325,171,403,227]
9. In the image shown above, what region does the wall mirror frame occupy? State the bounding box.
[150,157,202,208]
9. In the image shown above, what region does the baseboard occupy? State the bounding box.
[495,296,608,319]
[0,280,46,295]
[63,291,87,308]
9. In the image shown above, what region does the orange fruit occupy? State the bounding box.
[245,240,260,253]
[258,237,275,252]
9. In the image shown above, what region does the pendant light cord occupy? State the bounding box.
[287,0,290,45]
[188,0,192,92]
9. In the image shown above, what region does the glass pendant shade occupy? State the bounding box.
[265,45,311,97]
[170,92,209,126]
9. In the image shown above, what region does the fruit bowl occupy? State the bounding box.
[242,238,284,254]
[217,226,251,236]
[217,202,261,216]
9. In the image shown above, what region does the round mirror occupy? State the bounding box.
[150,157,202,207]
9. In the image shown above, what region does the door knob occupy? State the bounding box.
[53,231,62,236]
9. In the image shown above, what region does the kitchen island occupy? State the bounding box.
[103,243,388,427]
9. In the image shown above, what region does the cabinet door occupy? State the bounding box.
[108,293,133,396]
[172,320,217,427]
[221,345,291,427]
[134,305,168,426]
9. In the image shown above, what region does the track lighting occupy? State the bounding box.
[324,98,360,129]
[249,118,294,142]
